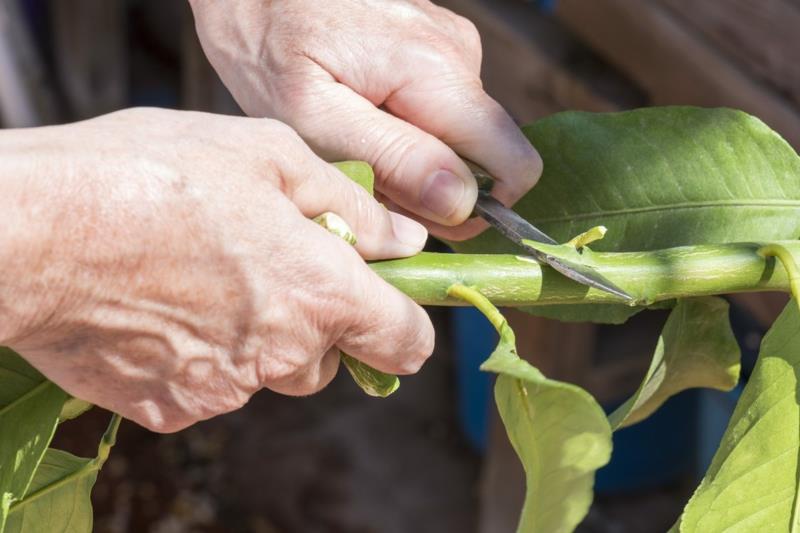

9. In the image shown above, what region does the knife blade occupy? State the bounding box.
[473,191,635,303]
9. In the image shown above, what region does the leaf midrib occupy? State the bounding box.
[534,199,800,225]
[7,459,96,515]
[0,381,50,418]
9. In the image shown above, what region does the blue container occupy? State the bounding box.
[595,391,697,493]
[451,306,496,452]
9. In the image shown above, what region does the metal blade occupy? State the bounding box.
[538,252,635,303]
[474,191,557,245]
[474,191,635,303]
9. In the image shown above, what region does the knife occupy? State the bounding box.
[473,190,635,303]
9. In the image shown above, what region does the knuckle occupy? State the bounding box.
[457,17,482,51]
[398,325,435,374]
[369,132,433,192]
[258,354,305,385]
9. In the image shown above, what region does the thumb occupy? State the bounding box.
[275,81,479,227]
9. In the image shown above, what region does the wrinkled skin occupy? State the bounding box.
[190,0,542,240]
[0,108,434,432]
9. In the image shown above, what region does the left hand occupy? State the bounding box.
[189,0,542,240]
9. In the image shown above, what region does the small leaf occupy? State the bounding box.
[676,300,800,532]
[482,341,612,532]
[0,348,67,530]
[609,297,740,430]
[58,398,93,423]
[448,286,611,533]
[341,354,400,398]
[4,450,96,533]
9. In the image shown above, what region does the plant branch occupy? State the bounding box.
[371,241,800,307]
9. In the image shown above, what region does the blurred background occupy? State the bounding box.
[1,0,798,531]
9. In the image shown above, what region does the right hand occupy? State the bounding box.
[0,108,434,432]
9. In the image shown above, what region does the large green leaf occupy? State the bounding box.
[478,300,612,532]
[4,450,96,533]
[675,300,800,532]
[608,297,740,430]
[0,348,67,531]
[453,107,800,322]
[461,107,800,253]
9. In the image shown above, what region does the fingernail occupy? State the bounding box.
[421,170,466,219]
[390,213,428,252]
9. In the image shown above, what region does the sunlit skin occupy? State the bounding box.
[190,0,542,239]
[0,1,540,432]
[0,110,433,432]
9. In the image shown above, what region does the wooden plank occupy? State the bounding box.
[660,0,800,107]
[436,0,618,123]
[556,0,800,148]
[51,0,128,119]
[0,0,58,126]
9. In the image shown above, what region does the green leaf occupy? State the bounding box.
[0,348,68,530]
[453,107,800,322]
[608,297,740,430]
[676,300,800,532]
[482,330,612,533]
[4,450,96,533]
[449,286,611,533]
[341,354,400,398]
[519,303,643,324]
[58,399,93,423]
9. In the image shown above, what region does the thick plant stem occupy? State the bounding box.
[371,241,800,307]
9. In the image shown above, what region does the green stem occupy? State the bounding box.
[93,413,122,467]
[371,241,800,307]
[447,284,507,333]
[758,244,800,307]
[447,284,518,351]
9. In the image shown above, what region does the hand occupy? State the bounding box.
[189,0,542,240]
[0,108,434,432]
